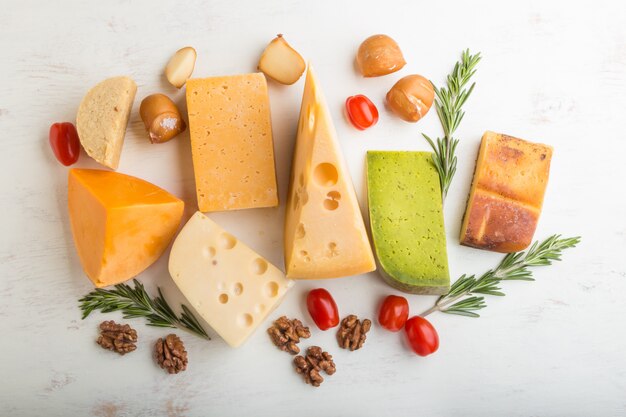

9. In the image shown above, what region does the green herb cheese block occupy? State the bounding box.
[366,151,450,295]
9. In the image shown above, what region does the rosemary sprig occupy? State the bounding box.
[423,49,481,201]
[79,279,210,340]
[421,235,581,318]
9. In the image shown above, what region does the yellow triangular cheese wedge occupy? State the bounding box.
[284,66,375,279]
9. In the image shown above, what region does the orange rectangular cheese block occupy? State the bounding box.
[460,131,553,253]
[186,73,278,212]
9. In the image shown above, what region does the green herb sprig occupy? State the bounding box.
[423,49,481,201]
[79,279,210,340]
[421,235,581,318]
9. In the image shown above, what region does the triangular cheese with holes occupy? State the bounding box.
[169,212,293,347]
[284,65,375,279]
[68,169,184,287]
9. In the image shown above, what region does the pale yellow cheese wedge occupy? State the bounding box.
[169,212,293,347]
[284,65,375,279]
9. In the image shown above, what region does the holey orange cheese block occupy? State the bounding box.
[284,66,375,279]
[68,169,184,287]
[186,73,278,212]
[460,131,553,253]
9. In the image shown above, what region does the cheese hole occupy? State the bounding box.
[265,281,279,298]
[324,199,338,210]
[237,313,254,327]
[307,105,315,131]
[254,304,266,314]
[203,246,216,258]
[233,282,243,295]
[327,191,341,200]
[296,187,308,207]
[220,233,237,249]
[296,223,306,239]
[218,294,229,304]
[251,258,268,275]
[313,163,338,187]
[323,191,341,211]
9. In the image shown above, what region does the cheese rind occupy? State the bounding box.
[186,73,278,212]
[366,151,450,295]
[68,169,184,287]
[460,131,553,253]
[169,212,293,347]
[284,65,375,279]
[76,76,137,170]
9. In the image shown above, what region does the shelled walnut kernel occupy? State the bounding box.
[293,346,336,387]
[96,320,137,355]
[337,315,371,351]
[267,316,311,354]
[155,334,188,374]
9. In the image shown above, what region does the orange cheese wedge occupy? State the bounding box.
[68,169,184,287]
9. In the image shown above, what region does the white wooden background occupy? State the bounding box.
[1,0,625,416]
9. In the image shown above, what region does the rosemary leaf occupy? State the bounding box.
[79,279,210,340]
[423,49,481,201]
[421,235,580,318]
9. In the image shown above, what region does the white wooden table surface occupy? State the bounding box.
[1,0,625,416]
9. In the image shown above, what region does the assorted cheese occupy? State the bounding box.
[283,66,376,279]
[68,169,184,288]
[366,151,450,295]
[186,73,279,212]
[76,76,137,170]
[169,212,293,347]
[460,131,553,253]
[62,48,557,351]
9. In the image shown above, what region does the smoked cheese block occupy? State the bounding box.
[460,131,553,253]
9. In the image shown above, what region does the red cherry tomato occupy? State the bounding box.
[404,316,439,356]
[345,94,379,130]
[49,122,80,166]
[378,295,409,332]
[306,288,339,330]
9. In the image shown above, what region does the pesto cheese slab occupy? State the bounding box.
[366,151,450,294]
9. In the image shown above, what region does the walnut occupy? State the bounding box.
[293,346,336,387]
[267,316,311,354]
[337,315,371,351]
[96,320,137,355]
[155,334,188,374]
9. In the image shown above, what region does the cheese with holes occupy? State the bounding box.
[68,169,184,287]
[284,66,375,279]
[169,212,293,347]
[460,131,553,253]
[186,73,278,212]
[367,151,449,295]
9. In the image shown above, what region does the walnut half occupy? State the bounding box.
[96,320,137,355]
[293,346,336,387]
[155,334,188,374]
[337,315,372,351]
[267,316,311,354]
